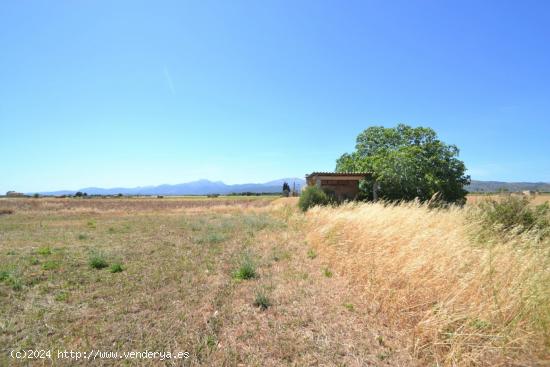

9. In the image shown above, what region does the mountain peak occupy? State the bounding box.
[35,178,306,196]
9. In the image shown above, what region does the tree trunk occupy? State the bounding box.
[372,181,380,202]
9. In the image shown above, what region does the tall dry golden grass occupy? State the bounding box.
[305,201,550,366]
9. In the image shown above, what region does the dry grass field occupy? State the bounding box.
[0,197,409,366]
[1,196,549,366]
[305,199,550,366]
[467,192,550,205]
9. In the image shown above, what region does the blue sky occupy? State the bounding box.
[1,0,549,193]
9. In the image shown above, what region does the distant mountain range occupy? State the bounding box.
[27,178,550,196]
[466,180,550,193]
[33,178,306,196]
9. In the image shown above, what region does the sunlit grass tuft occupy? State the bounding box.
[109,262,124,273]
[232,255,257,280]
[88,252,109,269]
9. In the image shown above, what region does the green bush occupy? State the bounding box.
[298,186,330,211]
[473,195,550,239]
[89,252,109,269]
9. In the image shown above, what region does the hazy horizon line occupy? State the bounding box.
[6,176,550,195]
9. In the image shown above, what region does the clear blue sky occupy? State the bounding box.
[1,0,549,193]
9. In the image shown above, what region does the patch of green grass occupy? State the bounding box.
[242,214,283,231]
[0,270,10,282]
[343,303,354,311]
[323,267,333,278]
[9,277,23,291]
[109,263,124,273]
[205,334,217,348]
[29,257,40,265]
[232,256,257,280]
[42,260,60,270]
[87,220,96,228]
[469,318,491,330]
[307,249,317,259]
[55,291,69,302]
[377,350,391,361]
[89,252,109,269]
[197,232,226,244]
[0,271,23,291]
[271,247,291,262]
[77,233,88,240]
[324,226,342,246]
[36,246,52,256]
[253,289,271,310]
[182,218,205,232]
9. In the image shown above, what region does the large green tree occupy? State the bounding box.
[336,124,470,204]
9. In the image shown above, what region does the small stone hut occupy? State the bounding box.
[305,172,370,201]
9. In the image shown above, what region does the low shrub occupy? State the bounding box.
[472,195,550,240]
[298,186,330,211]
[0,209,14,215]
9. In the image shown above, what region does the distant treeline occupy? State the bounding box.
[227,192,280,196]
[466,180,550,193]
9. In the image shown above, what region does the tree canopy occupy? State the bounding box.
[336,124,470,204]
